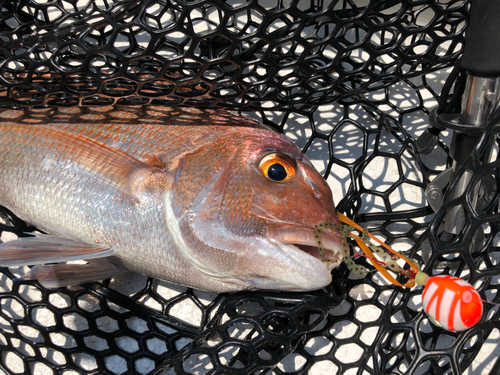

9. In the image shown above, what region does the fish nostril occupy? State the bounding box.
[303,174,321,198]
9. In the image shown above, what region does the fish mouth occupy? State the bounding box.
[267,224,344,271]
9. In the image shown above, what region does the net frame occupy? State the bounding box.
[1,0,499,374]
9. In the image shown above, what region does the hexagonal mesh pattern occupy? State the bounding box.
[1,0,465,109]
[1,0,500,374]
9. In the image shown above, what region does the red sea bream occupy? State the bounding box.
[0,107,343,292]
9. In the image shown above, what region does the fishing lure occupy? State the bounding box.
[422,275,482,331]
[315,213,483,332]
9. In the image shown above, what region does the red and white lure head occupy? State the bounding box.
[422,275,482,332]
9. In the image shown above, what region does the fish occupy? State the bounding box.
[0,106,343,293]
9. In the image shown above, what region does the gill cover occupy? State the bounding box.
[170,139,255,281]
[170,134,333,290]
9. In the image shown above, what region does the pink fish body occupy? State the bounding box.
[422,275,482,331]
[0,107,343,293]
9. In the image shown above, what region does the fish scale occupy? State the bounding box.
[0,107,344,293]
[0,124,193,285]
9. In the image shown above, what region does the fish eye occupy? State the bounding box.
[268,163,287,181]
[259,153,296,182]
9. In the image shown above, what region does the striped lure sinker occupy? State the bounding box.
[422,275,482,332]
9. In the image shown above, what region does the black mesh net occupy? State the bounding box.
[0,0,466,109]
[2,0,499,374]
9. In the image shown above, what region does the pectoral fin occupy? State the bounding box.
[15,259,124,288]
[0,234,115,267]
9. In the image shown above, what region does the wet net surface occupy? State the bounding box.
[1,0,500,374]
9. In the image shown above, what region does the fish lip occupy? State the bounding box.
[267,224,344,272]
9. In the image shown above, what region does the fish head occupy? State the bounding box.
[171,127,343,292]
